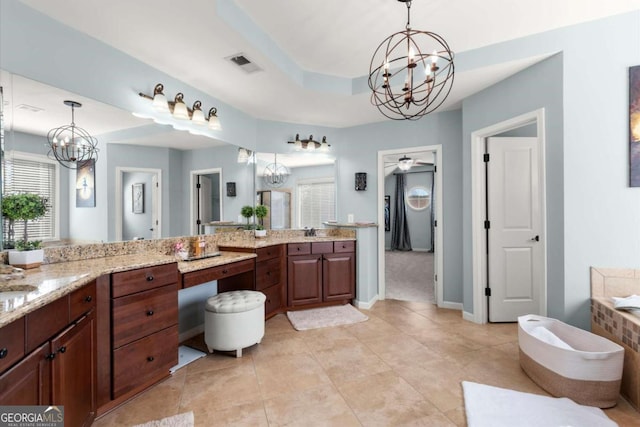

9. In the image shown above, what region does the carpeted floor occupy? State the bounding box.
[385,250,435,303]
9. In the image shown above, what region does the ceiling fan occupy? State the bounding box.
[384,155,433,173]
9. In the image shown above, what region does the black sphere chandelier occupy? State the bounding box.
[46,100,99,169]
[368,0,455,120]
[263,154,290,188]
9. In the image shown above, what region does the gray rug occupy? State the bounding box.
[287,304,368,331]
[132,411,194,427]
[385,250,435,303]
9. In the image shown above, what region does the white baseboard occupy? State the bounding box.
[354,295,379,310]
[412,248,432,252]
[179,324,204,343]
[463,311,477,323]
[439,301,463,311]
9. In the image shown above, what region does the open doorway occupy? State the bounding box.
[377,145,443,306]
[115,167,162,241]
[190,168,222,235]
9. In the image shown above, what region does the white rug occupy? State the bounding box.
[132,411,194,427]
[170,345,206,374]
[462,381,617,427]
[287,304,368,331]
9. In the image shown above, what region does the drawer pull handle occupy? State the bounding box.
[58,346,66,354]
[222,269,228,274]
[0,348,7,359]
[46,353,56,361]
[266,272,271,276]
[297,247,300,251]
[147,310,155,316]
[85,295,93,302]
[146,275,154,282]
[147,356,155,362]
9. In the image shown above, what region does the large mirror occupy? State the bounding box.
[0,70,337,245]
[254,152,335,230]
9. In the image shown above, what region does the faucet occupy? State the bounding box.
[304,227,316,237]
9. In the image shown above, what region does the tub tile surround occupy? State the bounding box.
[0,229,356,327]
[591,266,640,411]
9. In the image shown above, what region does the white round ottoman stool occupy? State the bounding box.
[204,290,266,358]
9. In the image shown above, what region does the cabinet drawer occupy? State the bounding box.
[334,241,355,253]
[287,243,310,255]
[0,318,25,373]
[113,326,178,399]
[262,284,282,317]
[69,281,96,321]
[256,257,281,291]
[112,284,178,348]
[256,245,282,262]
[182,259,254,289]
[112,263,177,298]
[312,241,333,254]
[25,296,69,353]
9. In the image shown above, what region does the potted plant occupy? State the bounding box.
[254,204,268,237]
[240,205,255,230]
[2,193,49,269]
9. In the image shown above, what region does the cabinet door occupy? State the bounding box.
[323,253,355,302]
[287,255,322,306]
[52,311,96,427]
[0,342,51,405]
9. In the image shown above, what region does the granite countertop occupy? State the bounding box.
[219,235,355,249]
[0,251,256,327]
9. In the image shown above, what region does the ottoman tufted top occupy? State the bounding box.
[205,290,266,313]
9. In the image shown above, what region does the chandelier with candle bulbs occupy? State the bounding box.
[368,0,454,120]
[46,100,99,169]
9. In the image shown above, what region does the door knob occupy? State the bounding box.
[531,235,539,242]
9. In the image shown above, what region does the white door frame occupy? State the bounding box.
[189,168,223,235]
[470,108,547,324]
[115,167,162,241]
[377,145,444,307]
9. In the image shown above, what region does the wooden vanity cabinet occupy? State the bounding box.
[109,263,178,402]
[0,281,97,427]
[287,241,355,308]
[217,245,285,318]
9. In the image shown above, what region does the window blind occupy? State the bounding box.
[298,180,335,228]
[3,156,57,242]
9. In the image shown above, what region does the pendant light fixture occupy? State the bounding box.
[263,154,290,188]
[46,100,99,169]
[368,0,455,120]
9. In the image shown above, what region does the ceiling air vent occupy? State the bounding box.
[225,53,262,74]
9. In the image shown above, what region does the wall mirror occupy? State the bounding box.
[0,70,244,245]
[254,152,335,230]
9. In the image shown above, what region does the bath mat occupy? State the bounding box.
[287,304,368,331]
[462,381,616,427]
[132,411,194,427]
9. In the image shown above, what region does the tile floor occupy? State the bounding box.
[92,300,640,426]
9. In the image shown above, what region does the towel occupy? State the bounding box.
[462,381,617,427]
[529,326,574,350]
[612,295,640,318]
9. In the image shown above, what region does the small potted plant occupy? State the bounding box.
[2,193,49,269]
[254,204,268,237]
[240,205,255,230]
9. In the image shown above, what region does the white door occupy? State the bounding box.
[151,174,159,239]
[198,175,213,233]
[487,137,543,322]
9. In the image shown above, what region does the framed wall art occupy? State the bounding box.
[132,183,144,214]
[630,65,640,187]
[75,159,96,207]
[384,195,391,231]
[226,182,236,197]
[355,172,367,191]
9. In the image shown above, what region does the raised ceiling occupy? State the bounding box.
[13,0,640,132]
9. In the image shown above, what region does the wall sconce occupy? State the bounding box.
[287,134,330,152]
[355,172,367,191]
[237,147,253,163]
[139,83,222,130]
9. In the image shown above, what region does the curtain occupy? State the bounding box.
[391,173,412,251]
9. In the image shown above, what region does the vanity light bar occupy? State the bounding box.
[138,83,222,131]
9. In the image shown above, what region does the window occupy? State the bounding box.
[3,152,59,242]
[297,178,335,228]
[406,186,431,211]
